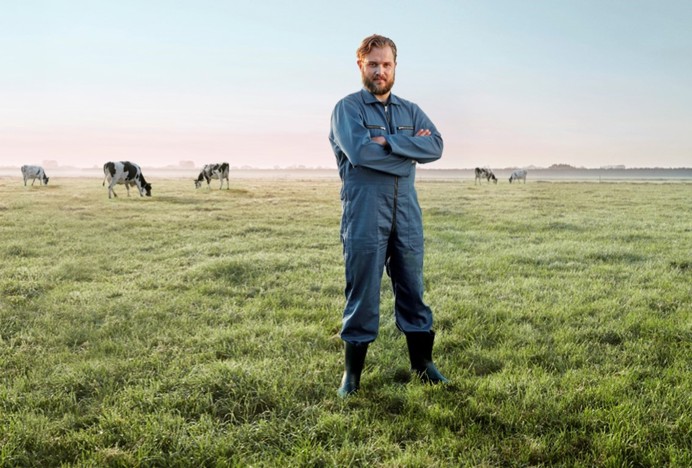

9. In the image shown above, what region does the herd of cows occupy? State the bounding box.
[475,167,528,184]
[20,162,231,198]
[19,163,526,197]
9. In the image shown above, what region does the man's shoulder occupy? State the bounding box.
[390,93,418,109]
[336,90,367,105]
[332,90,368,116]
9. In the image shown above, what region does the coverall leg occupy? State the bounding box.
[386,235,433,333]
[340,183,393,344]
[385,185,433,334]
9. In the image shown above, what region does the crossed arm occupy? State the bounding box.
[371,129,432,148]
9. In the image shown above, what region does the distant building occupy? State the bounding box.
[601,165,626,170]
[548,163,577,170]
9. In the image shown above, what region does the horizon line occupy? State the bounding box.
[2,165,691,171]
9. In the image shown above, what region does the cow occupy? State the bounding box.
[509,169,528,184]
[474,167,497,185]
[21,165,49,186]
[194,163,230,189]
[102,161,152,199]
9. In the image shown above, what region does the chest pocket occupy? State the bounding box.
[397,125,414,136]
[366,124,386,137]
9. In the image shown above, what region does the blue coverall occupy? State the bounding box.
[329,89,443,344]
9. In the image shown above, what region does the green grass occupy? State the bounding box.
[1,176,690,466]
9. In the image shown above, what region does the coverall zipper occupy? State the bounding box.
[384,103,399,232]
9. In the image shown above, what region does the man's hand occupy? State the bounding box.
[371,129,431,147]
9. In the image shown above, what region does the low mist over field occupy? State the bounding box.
[2,164,691,182]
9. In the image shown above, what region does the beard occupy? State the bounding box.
[362,72,395,97]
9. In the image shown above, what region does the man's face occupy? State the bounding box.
[359,46,396,98]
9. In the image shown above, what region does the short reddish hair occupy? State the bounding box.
[357,34,397,63]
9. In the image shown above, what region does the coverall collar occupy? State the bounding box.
[360,88,402,107]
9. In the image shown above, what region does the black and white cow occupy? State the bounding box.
[21,165,49,186]
[194,163,230,189]
[509,169,528,184]
[474,167,497,185]
[102,161,152,199]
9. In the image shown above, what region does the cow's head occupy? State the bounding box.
[43,176,50,185]
[194,179,202,189]
[143,183,152,197]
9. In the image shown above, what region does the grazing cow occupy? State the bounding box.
[509,169,528,184]
[21,165,49,186]
[194,162,230,189]
[474,167,497,185]
[102,161,152,199]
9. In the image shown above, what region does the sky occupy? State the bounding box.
[2,0,691,170]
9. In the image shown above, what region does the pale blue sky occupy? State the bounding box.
[2,0,691,169]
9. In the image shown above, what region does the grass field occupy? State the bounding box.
[1,176,690,466]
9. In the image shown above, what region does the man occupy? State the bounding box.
[329,34,448,397]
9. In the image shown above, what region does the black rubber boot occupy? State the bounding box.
[405,331,449,384]
[337,342,369,397]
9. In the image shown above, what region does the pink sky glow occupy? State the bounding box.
[2,1,691,170]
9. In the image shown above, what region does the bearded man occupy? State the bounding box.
[329,34,448,397]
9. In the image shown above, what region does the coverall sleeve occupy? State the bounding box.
[386,105,443,164]
[331,100,413,177]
